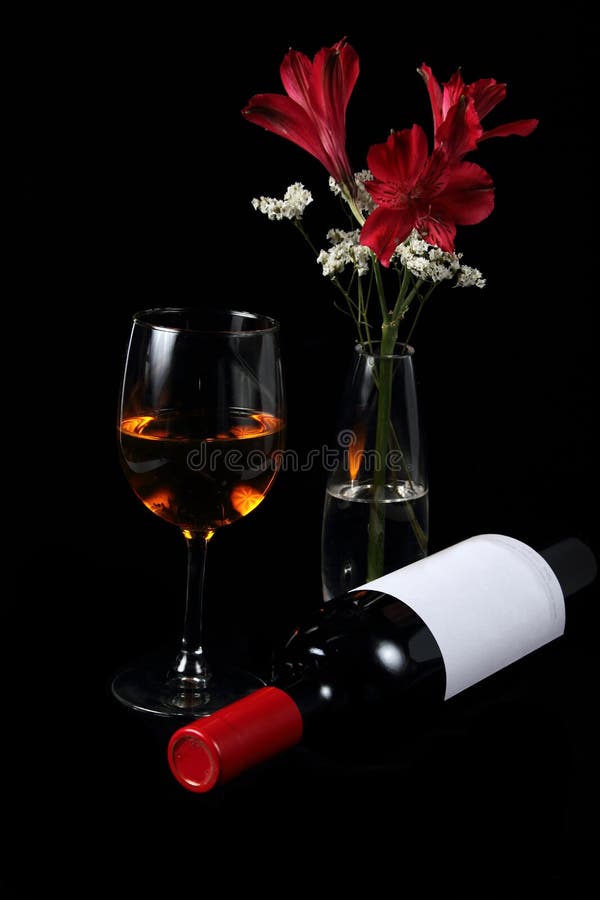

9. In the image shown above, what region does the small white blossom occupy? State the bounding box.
[455,265,486,289]
[354,170,376,215]
[317,228,371,277]
[251,182,313,221]
[393,230,486,289]
[395,230,461,282]
[329,170,376,216]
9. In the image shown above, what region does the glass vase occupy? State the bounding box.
[322,342,428,600]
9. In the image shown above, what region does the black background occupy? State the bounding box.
[9,7,597,897]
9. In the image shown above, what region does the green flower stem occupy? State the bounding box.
[372,255,390,325]
[357,275,373,353]
[406,502,428,555]
[295,213,430,577]
[395,266,411,316]
[385,424,428,556]
[391,277,422,326]
[404,283,436,347]
[367,270,433,578]
[367,320,398,581]
[342,186,366,228]
[295,219,368,344]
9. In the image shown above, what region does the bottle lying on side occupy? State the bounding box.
[167,534,597,792]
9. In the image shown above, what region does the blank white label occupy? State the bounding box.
[354,534,565,699]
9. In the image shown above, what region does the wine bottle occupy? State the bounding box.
[167,534,596,792]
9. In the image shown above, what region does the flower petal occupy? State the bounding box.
[243,40,358,188]
[442,69,466,119]
[418,63,444,133]
[360,206,415,267]
[309,39,359,125]
[242,93,333,172]
[308,39,359,187]
[481,119,539,140]
[366,126,429,189]
[435,97,483,159]
[436,161,495,225]
[418,147,451,197]
[418,216,457,253]
[365,177,400,208]
[280,50,314,111]
[466,78,506,119]
[419,66,538,159]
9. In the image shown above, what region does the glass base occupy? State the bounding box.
[111,653,265,719]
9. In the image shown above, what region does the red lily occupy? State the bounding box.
[242,39,358,192]
[418,63,538,159]
[360,125,494,266]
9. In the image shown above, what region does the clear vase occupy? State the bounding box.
[322,342,428,600]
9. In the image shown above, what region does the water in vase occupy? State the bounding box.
[321,480,429,601]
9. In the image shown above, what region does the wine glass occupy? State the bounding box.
[112,308,285,717]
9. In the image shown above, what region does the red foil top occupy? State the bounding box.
[167,687,303,792]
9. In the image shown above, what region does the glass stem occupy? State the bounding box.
[173,531,211,692]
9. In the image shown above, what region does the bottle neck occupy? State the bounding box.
[540,538,597,598]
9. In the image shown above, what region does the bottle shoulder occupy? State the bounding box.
[285,589,439,649]
[281,589,445,696]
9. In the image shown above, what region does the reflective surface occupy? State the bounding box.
[112,308,285,717]
[322,343,428,599]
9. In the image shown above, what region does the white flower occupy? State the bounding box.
[394,230,461,283]
[317,228,371,277]
[392,230,485,289]
[329,170,376,216]
[455,265,486,289]
[251,182,313,221]
[354,170,376,215]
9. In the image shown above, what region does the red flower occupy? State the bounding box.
[360,125,494,266]
[418,63,538,159]
[242,39,358,191]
